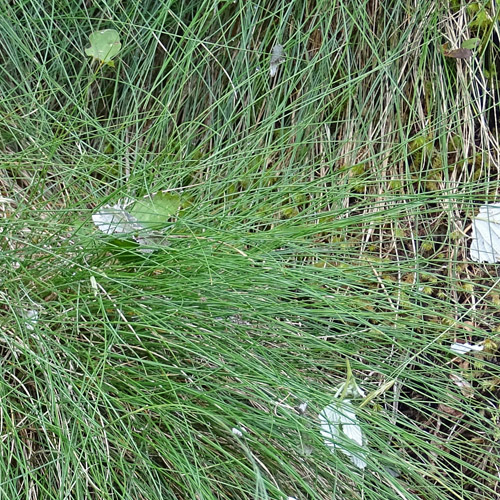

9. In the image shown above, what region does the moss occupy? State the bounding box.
[409,135,434,155]
[469,7,493,30]
[490,293,500,306]
[350,163,366,177]
[389,179,402,190]
[421,241,434,252]
[281,206,299,218]
[447,135,462,152]
[394,227,406,239]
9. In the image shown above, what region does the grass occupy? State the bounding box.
[1,0,499,499]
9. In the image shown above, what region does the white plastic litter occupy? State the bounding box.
[92,204,142,235]
[470,204,500,262]
[231,427,244,438]
[92,204,163,253]
[270,44,285,77]
[450,342,484,354]
[319,400,367,469]
[297,402,308,414]
[23,310,38,331]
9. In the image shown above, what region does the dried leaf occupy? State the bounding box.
[438,402,464,418]
[445,48,473,59]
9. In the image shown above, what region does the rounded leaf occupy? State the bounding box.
[130,192,181,230]
[85,29,121,63]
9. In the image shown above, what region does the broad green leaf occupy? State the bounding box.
[85,29,121,64]
[130,192,181,229]
[461,38,480,50]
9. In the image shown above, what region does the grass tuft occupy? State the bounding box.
[1,1,499,499]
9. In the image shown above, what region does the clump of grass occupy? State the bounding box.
[1,1,499,499]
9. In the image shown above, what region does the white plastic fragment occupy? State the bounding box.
[319,400,367,469]
[90,276,99,296]
[92,203,162,253]
[270,44,285,77]
[23,310,38,331]
[450,342,484,354]
[134,236,155,254]
[92,204,142,235]
[297,402,308,414]
[469,204,500,262]
[334,381,366,399]
[231,427,244,438]
[450,373,474,398]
